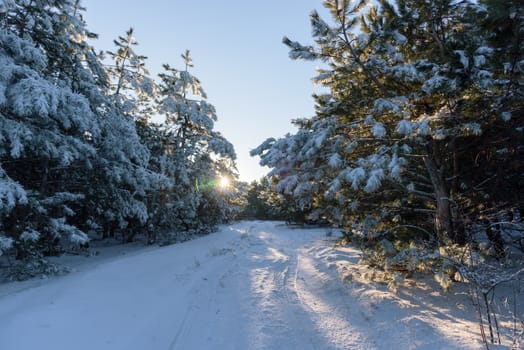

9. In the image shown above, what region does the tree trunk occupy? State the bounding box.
[423,154,457,243]
[39,157,49,195]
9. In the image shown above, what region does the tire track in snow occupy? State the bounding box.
[243,225,340,350]
[292,242,377,350]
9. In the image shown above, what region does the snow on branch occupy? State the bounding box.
[282,37,317,61]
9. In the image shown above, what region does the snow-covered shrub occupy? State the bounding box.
[0,235,13,257]
[3,257,70,282]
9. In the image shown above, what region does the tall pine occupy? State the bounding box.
[254,0,522,249]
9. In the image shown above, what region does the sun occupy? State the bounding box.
[218,176,230,189]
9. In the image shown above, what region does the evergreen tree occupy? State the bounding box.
[0,0,98,264]
[242,179,275,220]
[253,0,522,249]
[0,1,157,272]
[106,27,155,122]
[152,50,237,233]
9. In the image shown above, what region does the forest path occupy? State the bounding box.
[0,221,481,349]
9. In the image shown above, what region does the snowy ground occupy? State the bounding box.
[0,221,496,349]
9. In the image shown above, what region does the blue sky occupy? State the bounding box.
[81,0,328,182]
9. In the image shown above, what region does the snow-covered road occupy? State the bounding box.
[0,221,482,349]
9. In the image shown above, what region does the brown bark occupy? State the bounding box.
[423,154,456,242]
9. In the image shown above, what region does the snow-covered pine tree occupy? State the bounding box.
[76,26,158,241]
[0,0,97,265]
[0,1,157,273]
[33,0,158,243]
[102,27,174,241]
[152,51,238,233]
[106,27,156,122]
[253,0,522,250]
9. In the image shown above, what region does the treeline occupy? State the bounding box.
[0,0,243,279]
[253,0,523,280]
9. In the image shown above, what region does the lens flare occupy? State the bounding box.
[219,176,230,189]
